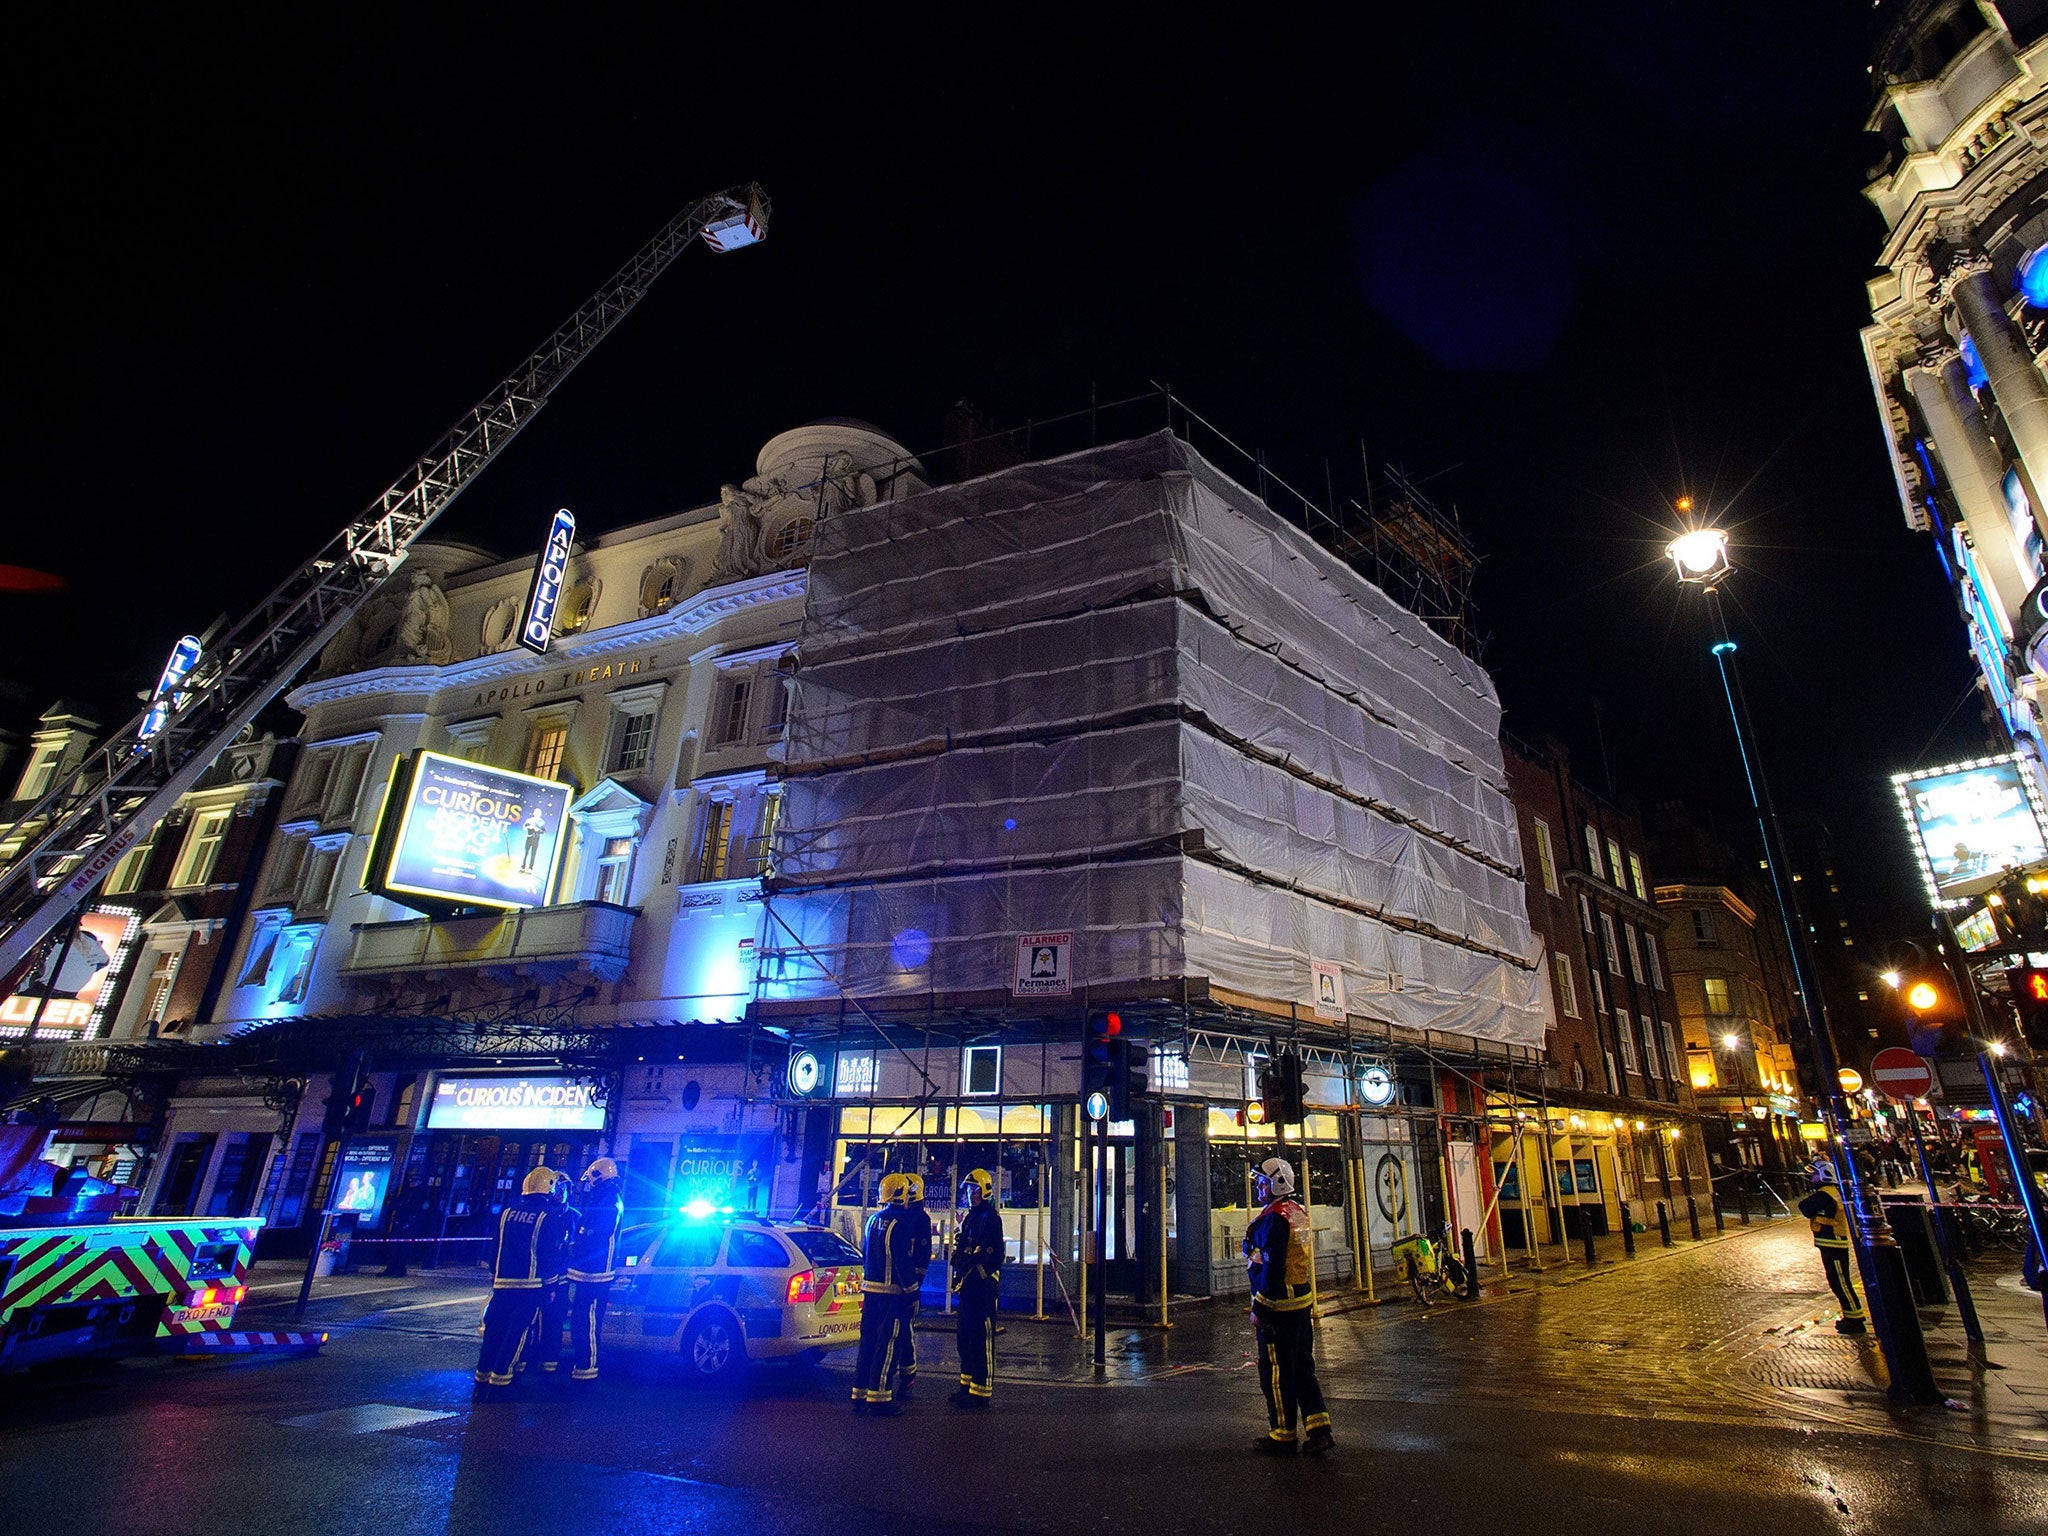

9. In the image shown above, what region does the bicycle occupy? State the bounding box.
[1388,1224,1469,1305]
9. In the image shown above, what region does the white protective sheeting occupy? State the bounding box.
[766,433,1550,1046]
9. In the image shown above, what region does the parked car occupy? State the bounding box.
[608,1216,865,1380]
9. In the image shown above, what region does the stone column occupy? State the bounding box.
[1949,258,2048,540]
[1905,349,2034,628]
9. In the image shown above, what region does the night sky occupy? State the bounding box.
[3,8,1983,943]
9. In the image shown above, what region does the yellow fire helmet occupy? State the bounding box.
[878,1172,913,1205]
[522,1166,559,1196]
[583,1157,619,1183]
[904,1172,926,1203]
[963,1168,994,1203]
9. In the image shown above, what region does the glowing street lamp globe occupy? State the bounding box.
[1666,527,1731,585]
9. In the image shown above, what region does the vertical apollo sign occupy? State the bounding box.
[518,509,577,655]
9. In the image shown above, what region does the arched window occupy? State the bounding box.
[769,517,814,561]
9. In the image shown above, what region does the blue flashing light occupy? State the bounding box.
[1961,334,1988,389]
[1003,818,1017,832]
[2021,246,2048,309]
[1710,640,1738,656]
[683,1198,716,1219]
[890,927,932,970]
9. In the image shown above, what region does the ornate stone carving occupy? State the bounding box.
[394,570,453,665]
[710,483,766,584]
[479,595,519,653]
[820,449,878,517]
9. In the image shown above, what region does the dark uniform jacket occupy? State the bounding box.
[1797,1185,1851,1248]
[862,1202,933,1295]
[954,1201,1005,1286]
[1243,1196,1315,1312]
[568,1176,624,1282]
[490,1193,573,1289]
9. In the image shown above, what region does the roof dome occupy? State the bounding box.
[754,421,922,490]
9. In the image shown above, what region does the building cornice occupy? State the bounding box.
[287,570,808,714]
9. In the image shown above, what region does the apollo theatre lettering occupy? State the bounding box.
[518,508,577,655]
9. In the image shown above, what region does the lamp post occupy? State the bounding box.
[1666,523,1941,1403]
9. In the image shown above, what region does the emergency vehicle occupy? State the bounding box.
[609,1214,864,1380]
[0,1128,321,1369]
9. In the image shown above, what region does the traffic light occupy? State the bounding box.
[1107,1036,1148,1121]
[1083,1011,1121,1108]
[323,1052,374,1138]
[1275,1049,1307,1123]
[2010,964,2048,1049]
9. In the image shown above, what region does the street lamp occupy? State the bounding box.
[1667,517,1940,1402]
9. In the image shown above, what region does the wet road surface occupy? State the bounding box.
[1,1220,2042,1535]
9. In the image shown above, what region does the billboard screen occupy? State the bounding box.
[327,1138,397,1228]
[0,906,138,1036]
[1893,755,2048,904]
[426,1075,605,1132]
[370,751,572,913]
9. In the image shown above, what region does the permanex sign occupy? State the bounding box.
[518,508,577,655]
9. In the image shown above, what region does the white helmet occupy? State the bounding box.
[1256,1157,1296,1198]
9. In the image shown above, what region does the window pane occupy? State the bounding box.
[1533,820,1558,895]
[524,725,569,780]
[615,712,655,772]
[171,810,231,888]
[696,801,734,882]
[724,1228,788,1268]
[718,679,751,746]
[1553,954,1577,1017]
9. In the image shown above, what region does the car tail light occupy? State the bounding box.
[787,1269,826,1305]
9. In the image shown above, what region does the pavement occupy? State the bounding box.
[0,1216,2043,1535]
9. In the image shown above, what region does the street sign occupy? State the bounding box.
[1870,1047,1934,1102]
[1838,1067,1864,1094]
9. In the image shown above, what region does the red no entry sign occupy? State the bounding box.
[1870,1047,1934,1101]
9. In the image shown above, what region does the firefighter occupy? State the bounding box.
[568,1156,624,1382]
[523,1170,578,1377]
[949,1167,1003,1408]
[900,1172,930,1397]
[851,1171,932,1415]
[1243,1156,1333,1456]
[474,1166,574,1396]
[1797,1162,1867,1334]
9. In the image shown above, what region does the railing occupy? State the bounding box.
[342,900,638,981]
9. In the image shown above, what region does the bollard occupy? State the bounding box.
[1461,1228,1480,1300]
[1621,1212,1637,1257]
[1736,1182,1750,1226]
[1712,1196,1725,1234]
[1687,1196,1702,1242]
[1657,1201,1672,1248]
[1581,1222,1596,1265]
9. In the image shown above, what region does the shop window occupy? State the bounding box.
[1532,819,1559,895]
[595,837,635,905]
[524,722,569,782]
[962,1044,1002,1096]
[1553,954,1579,1018]
[692,799,735,883]
[169,809,231,889]
[715,676,752,747]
